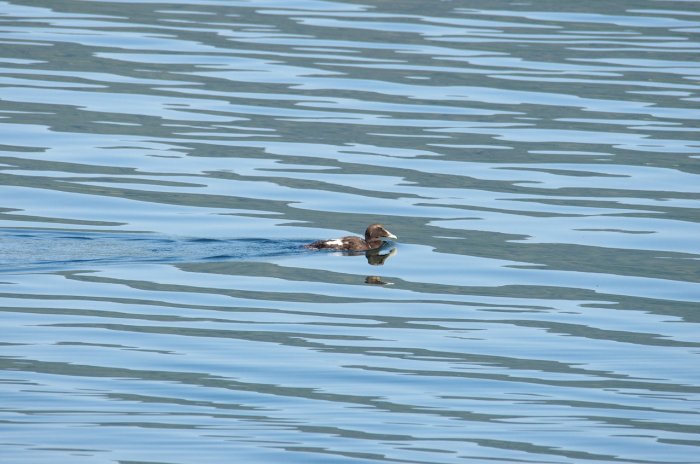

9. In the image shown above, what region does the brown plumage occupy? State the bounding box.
[304,224,397,251]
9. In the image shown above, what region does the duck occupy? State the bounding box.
[304,224,397,251]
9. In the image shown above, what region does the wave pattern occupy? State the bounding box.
[1,1,699,463]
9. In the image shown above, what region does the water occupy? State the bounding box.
[1,1,699,463]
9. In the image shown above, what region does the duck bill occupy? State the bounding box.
[384,231,397,240]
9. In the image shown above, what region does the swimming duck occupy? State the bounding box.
[304,224,397,251]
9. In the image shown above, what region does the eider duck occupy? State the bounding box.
[305,224,397,251]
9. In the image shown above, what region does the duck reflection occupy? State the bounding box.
[338,246,396,284]
[364,247,396,285]
[365,246,396,266]
[365,275,391,285]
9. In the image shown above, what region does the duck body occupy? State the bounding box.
[304,224,397,251]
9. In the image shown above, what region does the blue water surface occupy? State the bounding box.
[1,1,699,463]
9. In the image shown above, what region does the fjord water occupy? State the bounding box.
[1,0,699,462]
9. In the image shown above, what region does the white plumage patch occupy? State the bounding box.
[324,239,345,247]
